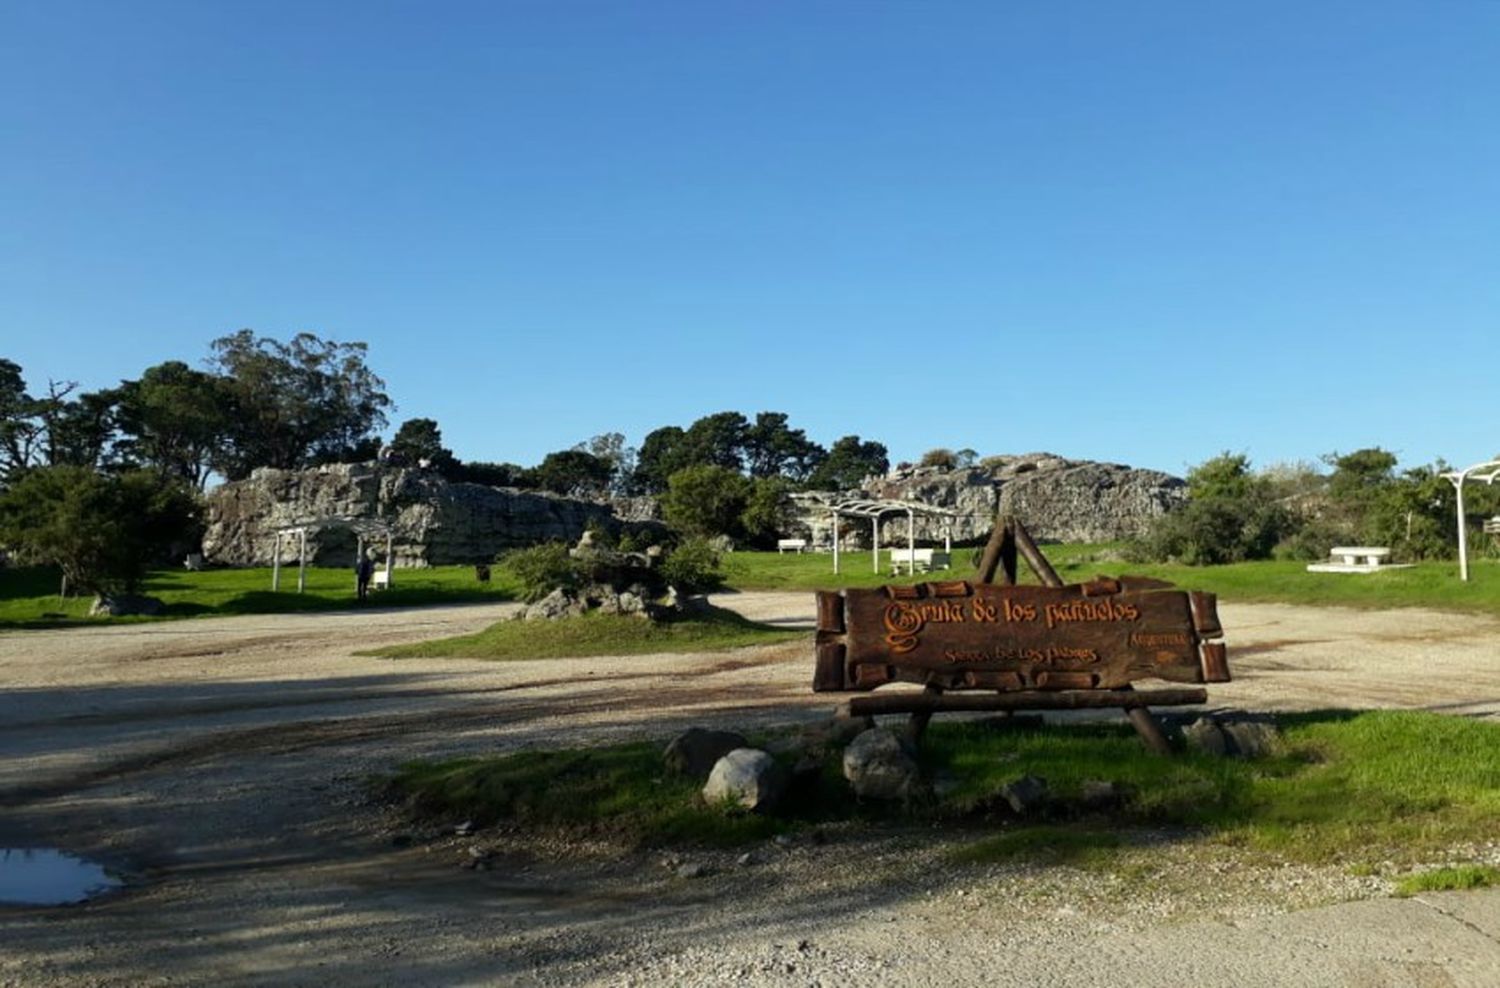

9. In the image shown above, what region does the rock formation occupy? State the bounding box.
[795,452,1184,546]
[201,463,653,567]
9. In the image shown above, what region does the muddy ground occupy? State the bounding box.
[3,593,1500,986]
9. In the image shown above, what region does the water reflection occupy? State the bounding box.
[0,848,121,905]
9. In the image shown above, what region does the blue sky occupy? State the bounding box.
[3,1,1497,477]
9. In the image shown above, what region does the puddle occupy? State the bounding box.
[0,848,122,906]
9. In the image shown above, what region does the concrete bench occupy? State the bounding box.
[372,570,391,590]
[888,547,951,574]
[1306,546,1411,574]
[777,539,808,554]
[1485,517,1500,536]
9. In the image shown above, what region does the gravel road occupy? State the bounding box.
[3,593,1499,986]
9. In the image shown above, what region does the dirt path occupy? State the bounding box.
[3,595,1500,986]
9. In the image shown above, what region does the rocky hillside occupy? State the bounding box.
[202,464,654,567]
[798,453,1185,546]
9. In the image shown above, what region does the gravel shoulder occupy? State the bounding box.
[3,593,1500,986]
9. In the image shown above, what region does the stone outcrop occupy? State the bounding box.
[794,452,1185,546]
[202,463,657,567]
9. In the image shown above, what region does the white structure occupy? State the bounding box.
[1306,546,1412,574]
[1442,460,1500,582]
[791,495,959,575]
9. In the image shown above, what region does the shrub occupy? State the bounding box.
[919,448,957,470]
[660,465,753,539]
[500,542,581,602]
[740,476,796,548]
[659,536,724,594]
[1129,453,1296,564]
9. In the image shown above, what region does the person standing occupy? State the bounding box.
[356,552,375,600]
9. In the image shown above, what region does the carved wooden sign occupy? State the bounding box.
[814,576,1229,694]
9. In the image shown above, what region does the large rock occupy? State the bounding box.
[89,593,165,617]
[201,463,662,567]
[842,728,924,801]
[792,453,1185,546]
[664,728,750,780]
[702,748,786,812]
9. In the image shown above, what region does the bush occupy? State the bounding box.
[659,537,724,594]
[919,448,957,470]
[1129,453,1296,565]
[660,465,753,539]
[500,542,581,602]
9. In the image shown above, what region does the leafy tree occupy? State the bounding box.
[388,417,458,474]
[681,411,750,472]
[740,475,797,546]
[1131,453,1293,565]
[0,358,41,482]
[0,466,199,594]
[743,412,825,481]
[114,361,231,489]
[634,426,690,494]
[806,435,889,491]
[660,464,753,539]
[534,449,612,496]
[208,330,391,479]
[574,431,637,493]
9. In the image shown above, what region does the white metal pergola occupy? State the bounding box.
[793,495,960,575]
[1442,460,1500,582]
[271,518,394,593]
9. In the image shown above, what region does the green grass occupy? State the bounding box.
[387,710,1500,869]
[367,603,806,660]
[719,546,1500,614]
[7,541,1498,627]
[1395,865,1500,897]
[0,564,521,627]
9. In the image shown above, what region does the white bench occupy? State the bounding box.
[777,539,809,554]
[1306,546,1411,574]
[372,570,391,590]
[889,548,951,574]
[1485,517,1500,536]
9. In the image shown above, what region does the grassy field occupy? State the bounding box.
[720,545,1500,613]
[388,710,1500,869]
[369,603,806,660]
[0,564,521,626]
[6,542,1499,627]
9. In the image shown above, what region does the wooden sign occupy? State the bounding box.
[814,576,1230,694]
[810,515,1231,753]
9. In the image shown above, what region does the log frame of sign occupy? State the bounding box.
[813,517,1230,754]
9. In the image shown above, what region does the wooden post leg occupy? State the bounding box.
[1126,707,1172,755]
[905,684,943,744]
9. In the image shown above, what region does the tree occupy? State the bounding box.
[387,417,457,474]
[0,358,41,482]
[534,449,612,496]
[743,412,825,481]
[454,461,535,488]
[574,431,637,493]
[114,361,232,489]
[740,475,797,546]
[660,464,753,539]
[634,426,690,493]
[1131,453,1293,564]
[806,435,889,491]
[208,330,391,479]
[681,411,750,472]
[0,466,199,594]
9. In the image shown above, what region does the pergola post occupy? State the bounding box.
[871,513,880,574]
[384,532,394,588]
[832,511,841,574]
[907,508,915,566]
[1456,478,1470,583]
[272,531,282,592]
[297,528,307,594]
